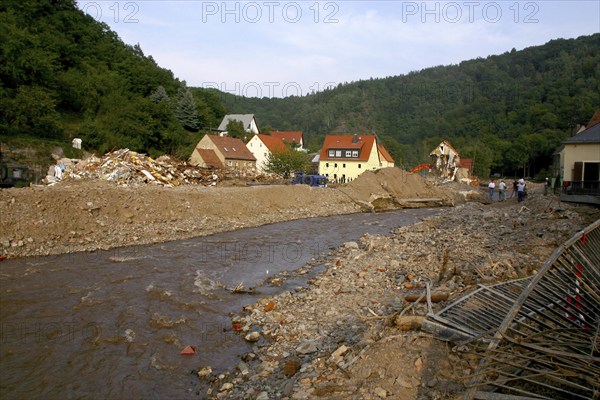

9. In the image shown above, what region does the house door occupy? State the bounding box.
[583,162,599,190]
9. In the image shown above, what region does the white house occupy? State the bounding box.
[557,110,600,204]
[217,114,259,136]
[246,134,288,173]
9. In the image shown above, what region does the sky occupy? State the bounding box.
[76,0,600,98]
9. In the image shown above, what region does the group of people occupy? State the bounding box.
[488,178,526,202]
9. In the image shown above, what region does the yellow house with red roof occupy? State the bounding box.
[318,134,394,183]
[246,134,288,172]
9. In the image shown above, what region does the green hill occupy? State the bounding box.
[1,0,598,178]
[0,0,226,160]
[220,33,600,177]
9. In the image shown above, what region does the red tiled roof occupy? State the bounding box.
[377,144,394,163]
[208,136,256,161]
[195,148,223,169]
[319,135,376,161]
[271,131,303,145]
[256,134,288,153]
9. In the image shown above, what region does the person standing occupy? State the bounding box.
[517,179,526,202]
[498,179,506,201]
[488,179,496,201]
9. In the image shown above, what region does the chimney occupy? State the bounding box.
[352,134,358,144]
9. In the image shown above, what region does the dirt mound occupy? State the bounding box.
[1,167,458,259]
[339,168,454,210]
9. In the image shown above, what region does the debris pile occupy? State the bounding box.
[196,193,599,399]
[64,149,218,187]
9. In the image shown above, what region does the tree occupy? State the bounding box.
[173,85,199,131]
[261,125,274,135]
[151,85,169,103]
[265,149,309,178]
[226,120,246,140]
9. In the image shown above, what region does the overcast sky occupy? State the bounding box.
[76,0,600,97]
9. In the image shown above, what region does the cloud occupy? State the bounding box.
[80,0,600,97]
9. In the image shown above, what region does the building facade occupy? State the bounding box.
[246,134,288,173]
[189,135,256,170]
[318,134,394,183]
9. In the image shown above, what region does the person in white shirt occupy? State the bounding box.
[498,180,507,201]
[488,179,496,200]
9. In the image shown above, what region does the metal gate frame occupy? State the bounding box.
[425,219,600,399]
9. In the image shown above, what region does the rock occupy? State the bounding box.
[264,301,276,312]
[427,377,439,387]
[283,358,301,377]
[330,345,349,364]
[219,382,233,392]
[255,392,269,400]
[395,375,414,388]
[415,357,424,372]
[237,361,249,376]
[291,391,311,400]
[296,340,318,355]
[374,387,387,398]
[331,344,349,358]
[395,316,424,331]
[282,378,296,396]
[244,331,260,342]
[197,366,212,379]
[343,241,359,250]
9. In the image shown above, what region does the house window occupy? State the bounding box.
[232,147,237,151]
[343,163,346,168]
[335,150,342,157]
[345,151,352,157]
[224,147,229,152]
[328,150,335,157]
[326,163,329,168]
[264,152,267,157]
[227,161,232,166]
[334,163,338,168]
[358,164,362,169]
[352,150,359,157]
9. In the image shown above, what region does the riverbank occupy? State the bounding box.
[0,168,455,259]
[198,192,599,399]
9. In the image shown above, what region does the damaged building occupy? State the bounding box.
[429,140,473,184]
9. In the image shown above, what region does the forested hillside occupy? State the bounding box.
[0,0,226,159]
[1,0,598,177]
[222,34,600,177]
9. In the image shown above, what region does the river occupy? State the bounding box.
[0,208,439,399]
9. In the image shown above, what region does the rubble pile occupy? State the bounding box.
[197,193,599,399]
[64,149,219,186]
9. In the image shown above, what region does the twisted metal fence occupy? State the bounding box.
[425,219,600,399]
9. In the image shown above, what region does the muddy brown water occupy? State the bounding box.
[0,208,439,399]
